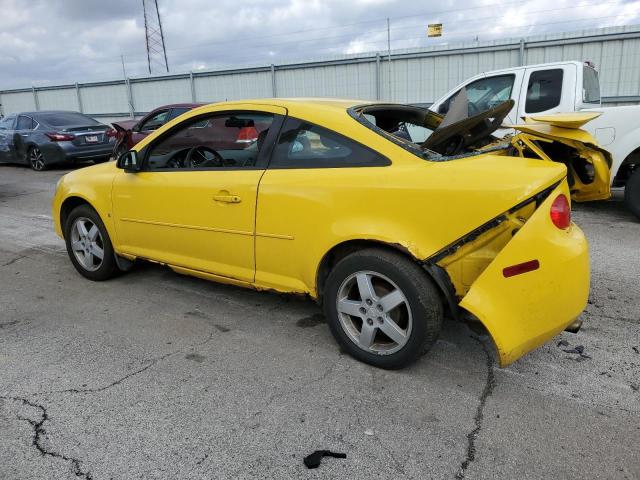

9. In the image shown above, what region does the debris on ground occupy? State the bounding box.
[303,450,347,469]
[558,342,591,359]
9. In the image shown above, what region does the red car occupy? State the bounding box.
[111,103,204,158]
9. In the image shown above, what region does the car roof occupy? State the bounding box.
[196,97,373,114]
[151,103,205,111]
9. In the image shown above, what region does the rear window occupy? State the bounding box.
[583,66,600,103]
[36,112,100,127]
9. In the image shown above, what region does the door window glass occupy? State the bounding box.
[0,116,15,130]
[270,118,389,168]
[140,110,169,131]
[525,69,564,113]
[168,107,191,121]
[146,112,274,170]
[439,74,515,116]
[16,116,34,130]
[582,66,600,103]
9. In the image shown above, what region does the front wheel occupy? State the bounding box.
[28,147,47,171]
[323,248,443,369]
[64,205,119,281]
[624,167,640,220]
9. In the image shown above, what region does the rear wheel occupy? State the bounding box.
[323,248,443,369]
[64,205,119,281]
[28,147,46,171]
[624,167,640,220]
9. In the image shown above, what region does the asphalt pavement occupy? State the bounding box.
[1,163,638,479]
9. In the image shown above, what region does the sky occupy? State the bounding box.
[1,0,639,89]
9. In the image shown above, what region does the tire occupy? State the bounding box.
[64,204,119,281]
[624,167,640,220]
[323,248,443,369]
[28,146,47,171]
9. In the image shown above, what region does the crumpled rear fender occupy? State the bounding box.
[458,182,590,366]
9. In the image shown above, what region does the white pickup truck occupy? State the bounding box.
[429,60,640,219]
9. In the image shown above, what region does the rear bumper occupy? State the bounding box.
[459,183,590,366]
[41,142,114,164]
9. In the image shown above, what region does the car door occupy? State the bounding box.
[112,105,286,282]
[13,115,36,163]
[516,64,577,119]
[0,115,16,162]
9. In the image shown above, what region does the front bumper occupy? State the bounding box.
[459,183,590,366]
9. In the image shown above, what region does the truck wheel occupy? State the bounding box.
[323,248,443,369]
[624,168,640,220]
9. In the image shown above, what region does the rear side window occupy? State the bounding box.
[525,69,564,113]
[37,112,99,127]
[583,66,600,103]
[140,110,169,131]
[16,116,34,130]
[270,118,389,168]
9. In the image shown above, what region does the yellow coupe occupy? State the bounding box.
[52,97,610,369]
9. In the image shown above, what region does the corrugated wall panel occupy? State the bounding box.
[37,88,79,111]
[195,71,272,101]
[3,25,640,116]
[131,78,191,111]
[80,84,129,115]
[1,91,36,114]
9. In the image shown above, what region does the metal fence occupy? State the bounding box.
[2,24,640,123]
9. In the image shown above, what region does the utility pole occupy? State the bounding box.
[142,0,169,74]
[387,17,392,100]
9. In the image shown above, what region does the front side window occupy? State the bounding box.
[139,110,169,131]
[0,116,15,130]
[16,116,34,130]
[525,69,564,113]
[270,118,389,168]
[440,74,515,116]
[145,111,274,171]
[168,107,191,121]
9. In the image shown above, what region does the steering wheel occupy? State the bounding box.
[185,145,223,168]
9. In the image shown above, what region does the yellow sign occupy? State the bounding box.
[428,24,442,37]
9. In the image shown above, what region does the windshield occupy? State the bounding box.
[583,66,600,103]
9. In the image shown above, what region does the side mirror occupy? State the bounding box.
[437,103,449,115]
[116,150,141,172]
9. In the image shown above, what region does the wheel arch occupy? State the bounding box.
[59,195,97,238]
[613,145,640,187]
[315,239,458,317]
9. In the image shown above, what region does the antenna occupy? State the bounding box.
[142,0,169,74]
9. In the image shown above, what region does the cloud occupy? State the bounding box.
[0,0,638,89]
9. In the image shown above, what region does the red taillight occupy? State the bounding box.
[105,128,117,138]
[550,194,571,229]
[46,132,75,141]
[236,126,258,143]
[503,259,540,278]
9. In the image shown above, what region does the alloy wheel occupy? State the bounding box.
[70,217,105,272]
[29,148,45,171]
[336,270,413,355]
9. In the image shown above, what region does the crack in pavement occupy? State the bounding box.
[33,331,216,397]
[455,336,496,480]
[0,254,28,267]
[0,396,93,479]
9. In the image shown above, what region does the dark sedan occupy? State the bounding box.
[111,103,204,158]
[0,111,116,171]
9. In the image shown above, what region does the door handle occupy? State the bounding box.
[213,194,241,204]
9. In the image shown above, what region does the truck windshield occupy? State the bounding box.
[583,66,600,103]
